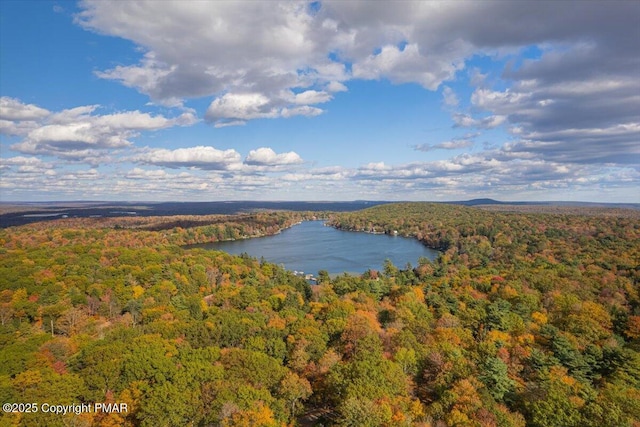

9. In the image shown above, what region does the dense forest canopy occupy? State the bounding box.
[0,203,638,426]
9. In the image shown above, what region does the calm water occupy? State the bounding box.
[193,221,439,275]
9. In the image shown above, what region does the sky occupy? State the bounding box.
[1,1,639,203]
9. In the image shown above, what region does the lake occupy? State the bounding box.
[192,220,439,275]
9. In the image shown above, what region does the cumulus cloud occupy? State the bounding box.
[0,156,55,174]
[292,90,332,105]
[461,6,639,166]
[205,92,325,126]
[0,97,50,121]
[326,81,348,93]
[0,163,106,200]
[74,2,476,116]
[77,1,339,125]
[130,146,303,179]
[354,41,472,90]
[342,146,632,201]
[470,73,640,164]
[0,97,52,136]
[3,148,636,202]
[73,1,639,170]
[2,97,197,163]
[349,152,594,195]
[281,106,324,118]
[281,166,349,182]
[244,147,303,166]
[7,2,636,201]
[134,146,242,170]
[205,93,276,126]
[126,167,175,180]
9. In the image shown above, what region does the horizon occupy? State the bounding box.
[2,198,638,207]
[3,198,638,230]
[1,196,640,205]
[1,1,639,203]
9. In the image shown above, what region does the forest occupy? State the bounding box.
[0,203,638,426]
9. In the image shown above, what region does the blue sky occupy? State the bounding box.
[1,1,638,202]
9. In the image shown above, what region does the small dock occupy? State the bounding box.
[293,271,317,283]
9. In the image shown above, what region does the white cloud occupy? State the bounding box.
[72,0,639,177]
[5,2,639,201]
[0,119,41,136]
[415,138,475,152]
[326,81,348,92]
[452,113,506,129]
[134,146,242,170]
[281,106,324,118]
[74,2,477,114]
[0,97,50,121]
[60,168,100,181]
[349,153,585,192]
[212,120,247,128]
[244,147,303,166]
[0,97,52,136]
[77,1,336,114]
[293,90,332,105]
[125,167,172,180]
[281,167,349,182]
[3,98,197,163]
[352,43,467,90]
[469,71,640,164]
[206,93,276,124]
[3,147,637,202]
[75,2,640,93]
[205,92,326,126]
[0,156,55,174]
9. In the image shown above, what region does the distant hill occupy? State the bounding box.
[449,198,508,206]
[447,199,639,209]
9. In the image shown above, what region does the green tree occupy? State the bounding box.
[478,356,515,402]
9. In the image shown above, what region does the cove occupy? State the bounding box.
[191,220,439,275]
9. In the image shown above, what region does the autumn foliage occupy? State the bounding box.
[0,203,638,426]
